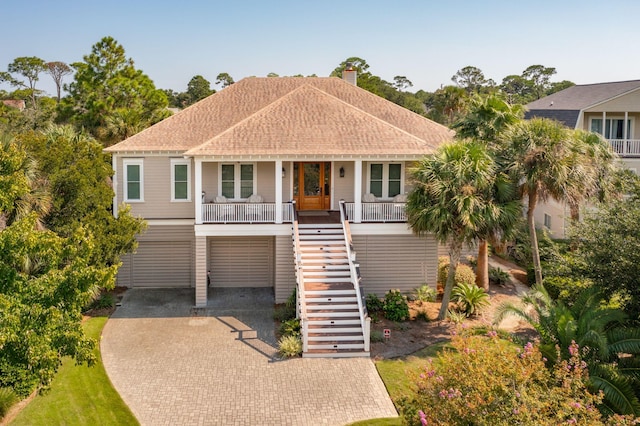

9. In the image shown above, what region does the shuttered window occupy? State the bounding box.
[368,163,403,199]
[220,163,256,200]
[171,159,191,201]
[124,159,144,202]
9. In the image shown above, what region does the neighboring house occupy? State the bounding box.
[105,73,453,356]
[2,99,26,111]
[525,79,640,237]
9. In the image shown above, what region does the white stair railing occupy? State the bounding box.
[290,200,308,352]
[339,200,370,353]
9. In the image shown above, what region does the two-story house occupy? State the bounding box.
[105,72,453,356]
[525,79,640,237]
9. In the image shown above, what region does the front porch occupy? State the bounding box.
[194,158,410,224]
[609,139,640,157]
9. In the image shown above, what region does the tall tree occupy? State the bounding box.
[500,74,533,104]
[522,65,557,100]
[451,66,494,94]
[7,56,47,109]
[503,118,586,285]
[393,76,413,91]
[407,140,502,319]
[186,75,214,104]
[46,61,72,103]
[59,36,170,145]
[452,95,524,289]
[425,85,469,126]
[215,72,235,88]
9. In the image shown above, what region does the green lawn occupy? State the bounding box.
[10,316,139,426]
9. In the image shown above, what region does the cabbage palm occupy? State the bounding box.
[407,140,505,320]
[452,95,524,289]
[494,284,640,415]
[503,118,588,286]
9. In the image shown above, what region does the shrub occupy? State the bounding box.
[370,330,385,343]
[365,293,384,313]
[451,282,489,316]
[278,335,302,357]
[285,288,297,309]
[438,257,475,287]
[446,309,466,324]
[414,284,436,304]
[83,292,116,311]
[383,289,409,322]
[0,387,18,418]
[488,266,511,286]
[404,333,607,425]
[542,276,591,304]
[273,304,296,322]
[415,310,431,322]
[278,318,300,337]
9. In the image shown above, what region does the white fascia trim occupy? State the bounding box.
[145,219,196,226]
[194,224,292,237]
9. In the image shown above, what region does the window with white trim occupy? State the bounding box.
[219,163,255,199]
[368,163,403,198]
[171,159,191,201]
[123,159,144,202]
[543,213,552,229]
[589,117,633,139]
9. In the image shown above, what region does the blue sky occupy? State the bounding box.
[3,0,639,96]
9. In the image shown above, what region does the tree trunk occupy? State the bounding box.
[476,240,489,291]
[438,240,463,320]
[527,190,543,286]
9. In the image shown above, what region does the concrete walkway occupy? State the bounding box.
[101,288,397,425]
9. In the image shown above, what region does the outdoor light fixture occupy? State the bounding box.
[282,167,286,178]
[339,166,345,178]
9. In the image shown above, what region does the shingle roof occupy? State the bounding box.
[524,80,640,128]
[105,77,453,156]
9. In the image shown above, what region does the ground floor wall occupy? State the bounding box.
[117,223,195,288]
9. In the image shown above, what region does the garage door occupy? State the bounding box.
[131,241,193,287]
[209,237,273,287]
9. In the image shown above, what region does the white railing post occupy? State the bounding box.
[275,159,283,224]
[364,317,371,352]
[195,159,203,224]
[354,160,362,223]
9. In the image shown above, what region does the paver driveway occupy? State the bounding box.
[101,288,398,425]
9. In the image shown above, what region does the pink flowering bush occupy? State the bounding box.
[405,330,611,425]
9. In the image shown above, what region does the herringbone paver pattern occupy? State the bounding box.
[101,288,397,425]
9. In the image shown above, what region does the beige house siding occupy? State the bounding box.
[208,236,274,287]
[275,235,296,303]
[257,162,276,201]
[353,234,437,296]
[117,223,195,288]
[116,156,195,219]
[333,161,354,204]
[202,162,218,203]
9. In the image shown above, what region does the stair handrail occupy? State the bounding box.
[290,200,308,352]
[339,200,370,352]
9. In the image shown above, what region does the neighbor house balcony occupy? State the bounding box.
[202,202,294,224]
[344,202,407,223]
[609,139,640,157]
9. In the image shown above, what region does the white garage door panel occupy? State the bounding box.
[209,237,273,287]
[132,242,192,287]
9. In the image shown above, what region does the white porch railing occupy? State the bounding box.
[610,139,640,157]
[202,202,293,223]
[344,202,407,222]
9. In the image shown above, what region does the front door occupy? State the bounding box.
[294,162,330,210]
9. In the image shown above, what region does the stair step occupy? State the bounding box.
[303,278,353,284]
[306,311,360,318]
[303,351,369,358]
[307,319,361,326]
[307,327,362,334]
[305,289,355,296]
[300,265,350,270]
[298,234,344,241]
[302,271,351,277]
[306,343,365,350]
[306,304,359,311]
[308,335,364,342]
[298,224,342,229]
[298,240,345,246]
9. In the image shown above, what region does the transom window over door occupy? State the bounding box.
[590,117,633,139]
[368,163,402,199]
[220,163,255,199]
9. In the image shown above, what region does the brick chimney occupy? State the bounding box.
[342,62,357,85]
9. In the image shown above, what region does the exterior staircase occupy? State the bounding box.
[294,221,370,358]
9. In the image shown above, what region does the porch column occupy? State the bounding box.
[194,235,207,307]
[275,159,283,224]
[354,160,363,223]
[195,158,203,224]
[602,111,606,137]
[112,154,118,219]
[624,111,629,155]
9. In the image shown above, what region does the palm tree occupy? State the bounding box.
[452,95,524,289]
[494,284,640,415]
[502,118,588,286]
[407,140,505,320]
[0,134,51,231]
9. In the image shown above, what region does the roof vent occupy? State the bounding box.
[342,62,357,86]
